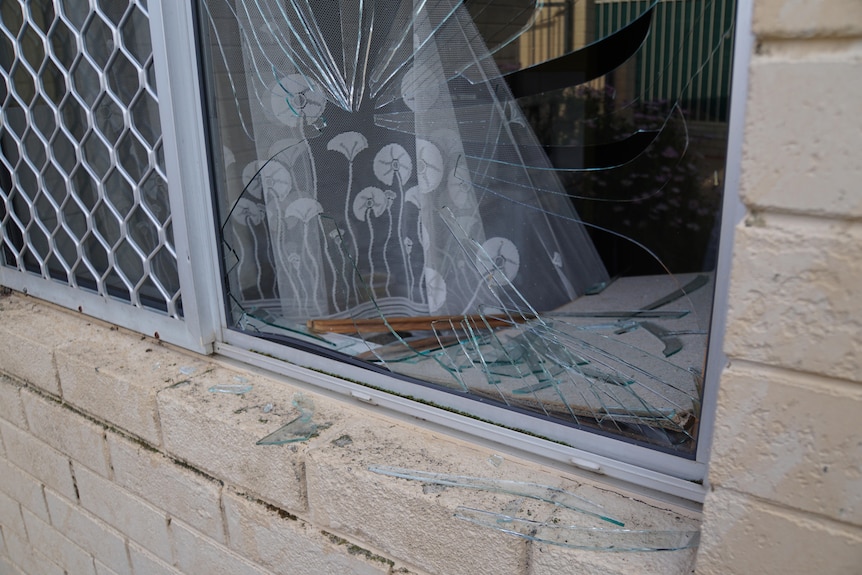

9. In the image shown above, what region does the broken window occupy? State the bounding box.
[197,0,735,457]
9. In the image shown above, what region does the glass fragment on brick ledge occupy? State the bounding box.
[199,0,735,454]
[370,465,700,551]
[456,507,700,551]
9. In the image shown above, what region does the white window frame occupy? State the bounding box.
[1,0,753,504]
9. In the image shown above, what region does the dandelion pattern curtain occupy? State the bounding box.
[212,0,607,322]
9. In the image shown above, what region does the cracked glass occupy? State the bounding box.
[198,0,736,455]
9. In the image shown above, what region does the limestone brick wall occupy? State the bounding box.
[0,294,700,575]
[695,1,862,573]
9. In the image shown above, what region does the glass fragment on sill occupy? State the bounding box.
[257,393,318,444]
[208,383,254,394]
[201,0,736,454]
[369,465,624,526]
[455,507,700,552]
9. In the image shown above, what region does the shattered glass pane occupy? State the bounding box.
[198,0,736,455]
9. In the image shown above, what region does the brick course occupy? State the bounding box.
[696,3,862,573]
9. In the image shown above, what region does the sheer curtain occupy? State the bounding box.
[216,0,608,325]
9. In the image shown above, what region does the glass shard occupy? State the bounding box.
[455,506,700,552]
[208,383,254,394]
[257,393,318,444]
[369,465,624,526]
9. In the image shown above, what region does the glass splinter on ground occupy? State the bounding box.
[199,0,735,455]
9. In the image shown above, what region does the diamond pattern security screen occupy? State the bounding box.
[0,0,181,317]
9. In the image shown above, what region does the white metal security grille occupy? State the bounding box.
[0,0,181,316]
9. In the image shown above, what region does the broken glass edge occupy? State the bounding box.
[369,465,625,527]
[257,392,319,444]
[256,412,318,444]
[208,383,254,394]
[455,506,699,552]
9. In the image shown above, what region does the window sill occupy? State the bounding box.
[0,291,700,574]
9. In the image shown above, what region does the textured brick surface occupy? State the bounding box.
[45,490,131,575]
[305,418,527,575]
[0,555,24,575]
[0,377,26,429]
[128,542,184,575]
[697,489,862,575]
[709,365,862,526]
[107,432,226,543]
[0,328,60,396]
[704,5,862,571]
[0,420,76,501]
[753,0,862,38]
[741,57,862,218]
[0,458,49,522]
[1,528,64,575]
[55,333,210,446]
[222,490,390,575]
[725,218,862,381]
[157,367,342,514]
[0,491,24,541]
[74,464,172,563]
[170,520,271,575]
[94,560,124,575]
[21,390,110,477]
[0,295,99,396]
[21,507,97,575]
[528,544,697,575]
